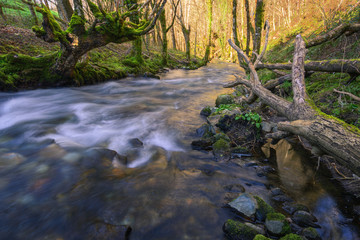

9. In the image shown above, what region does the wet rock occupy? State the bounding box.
[82,147,120,169]
[143,72,160,79]
[63,152,82,164]
[87,222,132,240]
[0,152,25,169]
[279,233,303,240]
[148,147,168,170]
[245,161,258,167]
[271,188,284,196]
[216,94,235,107]
[196,124,215,138]
[253,235,271,240]
[228,193,258,218]
[212,138,231,161]
[272,194,293,203]
[223,219,258,240]
[301,227,321,240]
[256,166,276,177]
[292,211,320,228]
[200,106,212,117]
[261,121,274,133]
[213,133,231,142]
[128,138,143,148]
[36,164,50,174]
[265,213,291,236]
[244,222,266,235]
[191,139,213,151]
[283,202,310,215]
[254,196,275,222]
[39,143,66,159]
[223,184,245,193]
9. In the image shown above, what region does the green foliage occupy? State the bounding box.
[279,233,303,240]
[236,112,262,129]
[214,104,239,114]
[258,69,277,83]
[253,235,271,240]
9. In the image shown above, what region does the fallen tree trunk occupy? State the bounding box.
[229,35,360,176]
[257,59,360,76]
[306,23,360,48]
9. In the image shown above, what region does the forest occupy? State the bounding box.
[0,0,360,239]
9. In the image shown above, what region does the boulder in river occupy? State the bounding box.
[215,94,235,107]
[265,213,291,236]
[196,124,215,138]
[223,219,258,240]
[128,138,144,148]
[253,196,275,222]
[228,193,258,218]
[212,138,231,161]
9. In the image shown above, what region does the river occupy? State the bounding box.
[0,62,358,239]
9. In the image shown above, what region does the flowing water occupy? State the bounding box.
[0,62,358,239]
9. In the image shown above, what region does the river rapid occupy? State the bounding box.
[0,62,358,239]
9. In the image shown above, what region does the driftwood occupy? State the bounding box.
[306,23,360,48]
[228,35,360,176]
[257,59,360,77]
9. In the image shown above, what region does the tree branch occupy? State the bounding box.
[334,89,360,102]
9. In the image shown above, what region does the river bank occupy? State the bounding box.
[0,25,205,91]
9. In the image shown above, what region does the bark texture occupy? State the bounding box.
[203,0,213,63]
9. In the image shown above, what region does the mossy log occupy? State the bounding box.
[229,35,360,176]
[257,59,360,76]
[306,23,360,48]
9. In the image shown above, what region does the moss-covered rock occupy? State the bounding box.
[301,227,321,240]
[222,219,258,240]
[254,196,275,222]
[200,106,212,117]
[215,94,234,107]
[196,124,216,138]
[279,233,304,240]
[253,235,271,240]
[212,138,231,160]
[265,213,291,236]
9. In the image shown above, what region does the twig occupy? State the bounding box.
[333,89,360,102]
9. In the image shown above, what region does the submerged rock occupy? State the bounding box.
[0,152,25,169]
[228,193,258,218]
[128,138,143,148]
[223,219,258,240]
[87,222,132,240]
[191,139,213,151]
[283,202,310,215]
[265,213,291,236]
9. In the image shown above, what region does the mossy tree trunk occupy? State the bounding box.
[244,0,251,56]
[176,0,190,63]
[252,0,264,60]
[33,0,167,81]
[203,0,213,63]
[126,0,144,64]
[0,6,6,21]
[159,9,168,65]
[228,35,360,176]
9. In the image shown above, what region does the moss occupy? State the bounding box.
[212,138,230,152]
[279,233,303,240]
[253,235,271,240]
[86,0,103,18]
[266,213,291,235]
[223,219,258,240]
[35,7,68,43]
[254,196,275,221]
[67,14,86,34]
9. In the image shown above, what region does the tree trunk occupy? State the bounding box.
[55,0,73,22]
[203,0,212,63]
[252,0,264,58]
[245,0,251,56]
[160,9,168,65]
[0,6,6,21]
[181,25,190,62]
[232,0,241,64]
[171,26,176,49]
[228,35,360,176]
[257,59,360,76]
[306,23,360,48]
